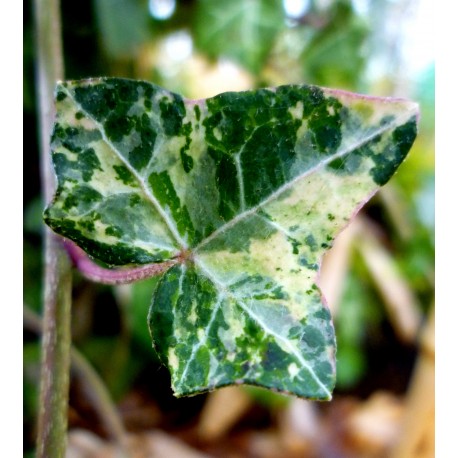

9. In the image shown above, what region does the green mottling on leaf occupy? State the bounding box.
[305,235,318,252]
[113,164,135,185]
[288,326,302,339]
[207,147,240,221]
[79,220,95,232]
[105,113,135,142]
[53,143,102,185]
[74,83,117,121]
[62,194,78,211]
[149,266,181,365]
[43,216,165,265]
[62,185,102,212]
[194,104,201,121]
[327,154,362,174]
[105,226,123,237]
[129,114,157,171]
[129,194,141,207]
[298,256,319,270]
[52,123,66,141]
[148,171,196,243]
[180,150,194,173]
[79,148,102,182]
[142,83,154,101]
[113,78,139,103]
[179,122,194,172]
[263,341,291,372]
[45,78,418,400]
[288,236,301,255]
[314,361,334,387]
[308,97,343,154]
[301,325,326,349]
[129,144,153,171]
[65,127,78,136]
[59,126,102,154]
[370,117,417,185]
[241,120,297,206]
[56,91,67,101]
[160,95,185,136]
[314,307,330,321]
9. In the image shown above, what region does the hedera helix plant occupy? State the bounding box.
[44,77,418,400]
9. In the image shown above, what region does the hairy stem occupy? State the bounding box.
[34,0,73,457]
[24,306,129,453]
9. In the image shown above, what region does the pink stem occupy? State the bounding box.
[63,239,177,285]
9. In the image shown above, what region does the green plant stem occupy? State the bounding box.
[34,0,73,457]
[36,238,72,458]
[24,306,129,453]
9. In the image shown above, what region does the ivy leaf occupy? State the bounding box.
[193,0,284,73]
[44,78,418,400]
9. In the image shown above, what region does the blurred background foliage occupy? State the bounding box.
[24,0,434,456]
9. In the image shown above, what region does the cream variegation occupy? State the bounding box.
[44,78,418,399]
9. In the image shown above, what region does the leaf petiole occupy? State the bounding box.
[63,239,177,284]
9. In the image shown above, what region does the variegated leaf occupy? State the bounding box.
[44,78,418,400]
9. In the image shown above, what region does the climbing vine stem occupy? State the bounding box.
[34,0,73,456]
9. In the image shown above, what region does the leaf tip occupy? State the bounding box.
[409,101,421,125]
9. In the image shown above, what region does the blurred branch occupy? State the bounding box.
[197,387,252,441]
[320,219,358,316]
[24,305,130,455]
[355,217,422,344]
[391,305,435,458]
[378,186,414,241]
[34,0,73,456]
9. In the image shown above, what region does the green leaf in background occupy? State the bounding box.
[193,0,284,73]
[129,276,162,352]
[44,78,418,400]
[334,269,378,389]
[300,1,368,90]
[94,0,151,59]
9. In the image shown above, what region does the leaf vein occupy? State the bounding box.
[194,110,415,252]
[179,293,224,386]
[194,258,331,398]
[61,85,187,250]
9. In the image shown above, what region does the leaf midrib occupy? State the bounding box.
[193,257,332,399]
[193,108,415,253]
